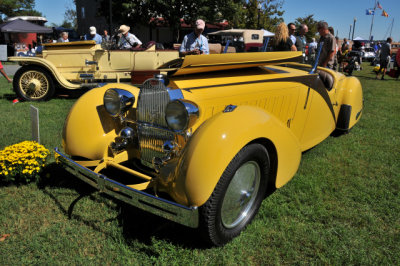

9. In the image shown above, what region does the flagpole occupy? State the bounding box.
[389,18,394,37]
[369,0,377,40]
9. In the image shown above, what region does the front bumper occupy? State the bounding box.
[54,148,199,228]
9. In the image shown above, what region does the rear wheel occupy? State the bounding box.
[13,65,55,101]
[199,143,270,246]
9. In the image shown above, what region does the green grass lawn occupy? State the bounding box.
[0,64,399,264]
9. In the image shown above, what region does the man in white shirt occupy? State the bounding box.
[288,23,296,46]
[118,25,142,49]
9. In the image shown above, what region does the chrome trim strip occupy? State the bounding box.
[54,148,199,228]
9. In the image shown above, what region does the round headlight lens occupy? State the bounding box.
[104,89,135,117]
[165,100,189,131]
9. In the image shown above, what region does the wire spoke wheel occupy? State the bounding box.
[13,66,55,101]
[19,71,49,99]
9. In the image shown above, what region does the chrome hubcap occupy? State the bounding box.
[221,161,260,228]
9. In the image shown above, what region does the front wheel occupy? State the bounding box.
[13,65,55,101]
[199,143,270,246]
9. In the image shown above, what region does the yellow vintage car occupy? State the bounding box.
[55,51,363,246]
[8,40,179,101]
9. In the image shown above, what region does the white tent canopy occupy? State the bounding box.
[353,36,367,41]
[261,29,275,37]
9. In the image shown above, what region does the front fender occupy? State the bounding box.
[8,56,80,90]
[62,83,140,159]
[171,105,302,207]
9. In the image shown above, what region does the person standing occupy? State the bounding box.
[179,19,209,56]
[272,22,296,51]
[295,24,308,62]
[84,26,102,44]
[103,30,110,42]
[288,23,297,46]
[0,61,12,83]
[376,37,392,80]
[317,21,335,69]
[117,25,142,49]
[308,38,318,64]
[57,32,69,43]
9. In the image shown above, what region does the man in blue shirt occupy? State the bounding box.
[84,26,102,44]
[179,19,209,56]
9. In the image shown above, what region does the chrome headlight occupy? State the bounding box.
[104,89,135,117]
[165,100,199,131]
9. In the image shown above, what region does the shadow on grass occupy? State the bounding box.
[38,162,209,250]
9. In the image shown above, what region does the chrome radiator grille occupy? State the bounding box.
[137,78,173,167]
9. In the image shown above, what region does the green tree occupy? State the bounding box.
[294,14,319,42]
[98,0,283,41]
[245,0,284,30]
[64,0,77,30]
[0,0,42,22]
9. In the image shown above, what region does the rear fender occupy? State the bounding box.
[337,76,363,130]
[171,105,302,207]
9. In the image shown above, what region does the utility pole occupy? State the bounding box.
[352,17,357,40]
[349,25,352,39]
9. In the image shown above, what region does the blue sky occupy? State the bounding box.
[35,0,400,41]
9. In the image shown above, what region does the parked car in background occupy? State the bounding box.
[208,29,264,52]
[362,47,375,62]
[56,51,363,246]
[8,40,179,101]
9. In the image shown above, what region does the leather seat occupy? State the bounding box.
[317,70,334,90]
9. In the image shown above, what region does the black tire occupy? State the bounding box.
[199,143,270,246]
[13,65,55,101]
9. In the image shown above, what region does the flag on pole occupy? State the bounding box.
[366,9,375,15]
[382,10,389,17]
[377,2,383,9]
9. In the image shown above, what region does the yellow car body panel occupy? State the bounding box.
[170,105,301,206]
[57,51,363,232]
[62,83,140,159]
[9,41,180,100]
[8,56,80,89]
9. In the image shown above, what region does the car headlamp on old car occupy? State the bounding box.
[104,89,135,117]
[165,100,199,131]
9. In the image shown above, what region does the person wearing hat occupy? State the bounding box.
[118,25,142,49]
[179,19,209,56]
[84,26,102,44]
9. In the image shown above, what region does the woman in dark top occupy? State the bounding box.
[272,22,297,51]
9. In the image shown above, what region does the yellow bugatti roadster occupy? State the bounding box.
[56,51,363,246]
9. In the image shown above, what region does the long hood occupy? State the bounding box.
[171,51,302,76]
